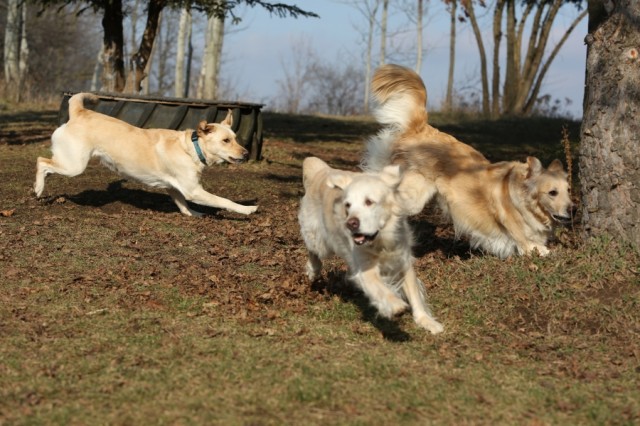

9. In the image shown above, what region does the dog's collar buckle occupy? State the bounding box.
[191,131,207,165]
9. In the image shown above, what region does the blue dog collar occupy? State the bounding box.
[191,131,207,165]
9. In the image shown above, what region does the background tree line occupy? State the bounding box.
[2,0,586,118]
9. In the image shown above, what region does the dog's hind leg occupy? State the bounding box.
[402,266,443,334]
[34,129,92,197]
[166,188,203,217]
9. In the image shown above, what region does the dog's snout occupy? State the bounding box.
[242,149,249,159]
[346,217,360,231]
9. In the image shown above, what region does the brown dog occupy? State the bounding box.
[363,64,572,257]
[34,93,257,216]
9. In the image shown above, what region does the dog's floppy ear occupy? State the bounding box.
[526,156,543,179]
[221,109,233,128]
[379,164,402,188]
[197,120,213,136]
[326,173,353,190]
[547,159,565,173]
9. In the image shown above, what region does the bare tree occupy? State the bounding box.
[461,0,587,117]
[275,36,316,113]
[443,0,457,111]
[305,60,365,116]
[415,0,424,72]
[340,0,381,114]
[579,0,640,247]
[174,6,193,97]
[4,0,29,100]
[461,0,490,116]
[379,0,389,64]
[201,10,225,99]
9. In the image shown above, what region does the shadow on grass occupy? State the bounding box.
[311,270,413,343]
[44,179,257,218]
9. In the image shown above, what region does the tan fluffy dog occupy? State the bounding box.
[34,93,257,216]
[298,157,443,334]
[363,64,573,258]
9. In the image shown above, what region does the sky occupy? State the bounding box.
[220,0,588,118]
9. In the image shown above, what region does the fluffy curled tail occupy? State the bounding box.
[371,64,428,131]
[362,64,428,172]
[67,92,98,120]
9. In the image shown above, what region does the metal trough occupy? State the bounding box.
[58,92,265,160]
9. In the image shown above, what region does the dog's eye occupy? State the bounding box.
[345,202,351,210]
[223,138,230,144]
[548,190,558,197]
[365,198,374,207]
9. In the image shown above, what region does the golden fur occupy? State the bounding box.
[363,64,573,257]
[34,93,257,216]
[298,157,443,333]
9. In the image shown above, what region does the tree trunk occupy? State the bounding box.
[444,0,456,112]
[175,7,192,97]
[463,0,490,116]
[491,0,505,117]
[202,12,225,99]
[503,0,518,114]
[415,0,423,72]
[379,0,389,65]
[579,0,640,248]
[125,0,165,93]
[101,0,126,92]
[4,0,27,100]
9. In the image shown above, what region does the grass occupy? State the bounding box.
[0,108,638,424]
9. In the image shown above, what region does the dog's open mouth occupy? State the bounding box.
[552,214,572,225]
[352,231,378,245]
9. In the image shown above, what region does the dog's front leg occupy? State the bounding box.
[184,187,258,215]
[353,267,408,318]
[402,266,444,334]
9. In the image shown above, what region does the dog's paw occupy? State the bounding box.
[415,315,444,334]
[239,205,258,215]
[376,295,409,318]
[528,245,550,256]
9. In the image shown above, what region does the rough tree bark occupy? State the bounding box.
[175,6,192,97]
[415,0,423,72]
[379,0,389,65]
[125,0,165,93]
[101,0,126,92]
[579,0,640,248]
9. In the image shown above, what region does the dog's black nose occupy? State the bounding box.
[346,217,359,231]
[242,149,249,159]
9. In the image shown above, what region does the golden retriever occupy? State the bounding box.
[298,156,444,334]
[363,64,573,257]
[34,93,258,216]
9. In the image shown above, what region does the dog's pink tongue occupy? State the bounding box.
[353,234,366,245]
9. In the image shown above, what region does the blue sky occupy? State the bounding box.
[221,0,588,117]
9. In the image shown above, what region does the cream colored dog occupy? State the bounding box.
[34,93,257,216]
[363,64,573,257]
[298,157,443,334]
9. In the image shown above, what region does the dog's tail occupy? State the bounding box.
[302,157,329,191]
[67,92,99,120]
[371,64,428,131]
[362,65,429,172]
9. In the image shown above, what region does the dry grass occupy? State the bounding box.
[0,109,638,425]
